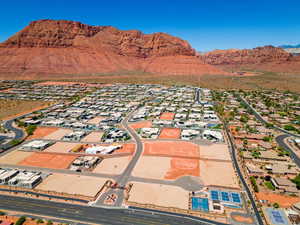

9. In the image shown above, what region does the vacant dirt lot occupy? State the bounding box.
[43,142,79,153]
[43,128,72,140]
[128,181,189,210]
[129,121,153,130]
[199,160,239,189]
[199,143,231,161]
[113,143,135,154]
[81,131,104,142]
[256,192,300,208]
[36,173,107,197]
[158,128,181,139]
[28,127,58,140]
[132,156,171,179]
[160,112,175,120]
[0,100,50,120]
[19,152,77,169]
[87,117,105,125]
[143,141,199,158]
[165,158,200,180]
[0,150,33,164]
[93,156,131,175]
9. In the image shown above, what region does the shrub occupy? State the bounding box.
[250,176,259,192]
[15,216,26,225]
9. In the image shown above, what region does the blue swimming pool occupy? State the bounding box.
[191,197,209,212]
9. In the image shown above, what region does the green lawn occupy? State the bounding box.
[264,181,275,191]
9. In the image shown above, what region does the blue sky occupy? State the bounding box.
[1,0,299,51]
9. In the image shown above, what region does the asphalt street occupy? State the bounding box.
[95,110,143,206]
[275,134,300,167]
[224,125,264,225]
[238,95,300,138]
[0,195,227,225]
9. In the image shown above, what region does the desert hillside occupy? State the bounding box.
[0,19,224,77]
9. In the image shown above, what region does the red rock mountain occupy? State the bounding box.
[0,19,224,76]
[201,46,300,73]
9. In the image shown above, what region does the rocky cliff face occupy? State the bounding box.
[0,19,224,76]
[0,19,195,57]
[201,46,292,65]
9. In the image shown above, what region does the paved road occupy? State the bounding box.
[238,95,300,138]
[224,125,264,225]
[276,134,300,167]
[195,88,201,103]
[0,195,226,225]
[0,119,25,150]
[95,110,144,206]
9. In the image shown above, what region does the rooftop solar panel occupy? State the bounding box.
[231,193,241,203]
[221,192,230,201]
[210,190,219,200]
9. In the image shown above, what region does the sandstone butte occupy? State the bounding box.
[1,19,299,78]
[200,46,300,73]
[0,19,225,77]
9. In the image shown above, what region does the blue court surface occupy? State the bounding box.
[265,208,289,225]
[191,197,209,212]
[210,190,242,204]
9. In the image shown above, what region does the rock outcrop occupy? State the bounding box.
[0,19,223,77]
[201,46,292,65]
[200,46,300,73]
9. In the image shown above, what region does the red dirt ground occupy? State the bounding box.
[113,143,136,154]
[231,215,254,224]
[129,121,153,130]
[159,128,181,139]
[160,112,175,120]
[27,127,58,140]
[164,157,200,180]
[19,152,77,169]
[35,81,107,87]
[143,141,199,157]
[256,192,300,208]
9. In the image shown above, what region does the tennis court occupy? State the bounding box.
[265,208,290,225]
[210,190,241,204]
[191,197,209,212]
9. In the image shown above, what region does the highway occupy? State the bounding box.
[95,110,144,206]
[224,125,264,225]
[0,195,227,225]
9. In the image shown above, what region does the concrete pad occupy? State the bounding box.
[128,182,189,210]
[0,150,33,164]
[81,132,103,142]
[132,156,171,179]
[199,160,240,189]
[36,173,107,197]
[199,143,231,161]
[43,142,79,153]
[43,128,72,140]
[93,157,131,175]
